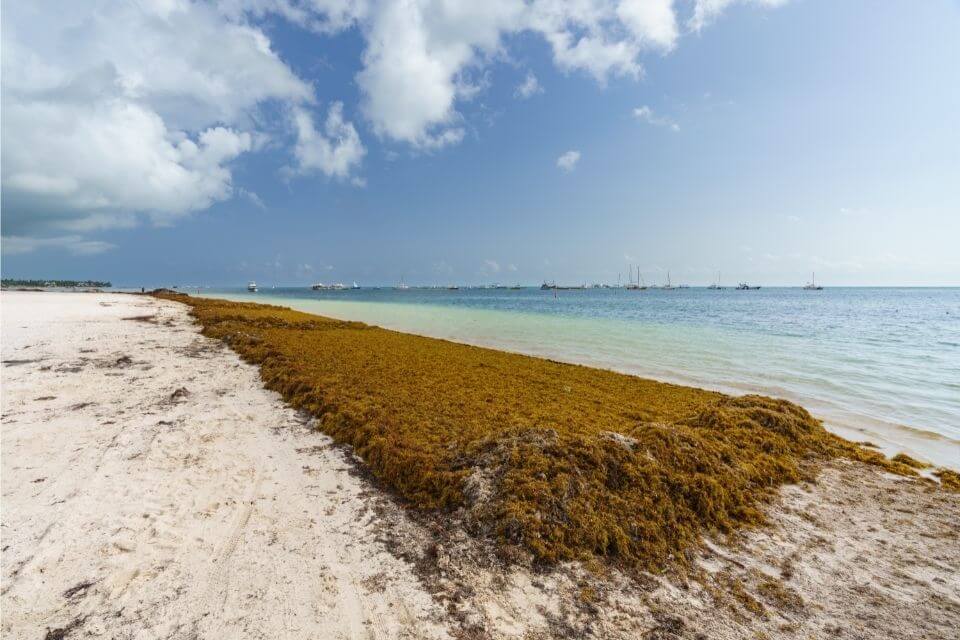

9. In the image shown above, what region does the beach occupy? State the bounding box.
[2,291,959,639]
[1,292,449,639]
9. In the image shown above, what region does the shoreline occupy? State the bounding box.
[3,291,958,639]
[195,290,960,470]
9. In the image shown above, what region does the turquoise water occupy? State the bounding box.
[197,287,960,469]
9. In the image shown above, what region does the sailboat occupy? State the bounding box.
[803,272,823,290]
[396,276,409,290]
[625,265,647,290]
[707,271,724,290]
[660,271,676,290]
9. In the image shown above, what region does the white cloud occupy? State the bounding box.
[352,0,755,147]
[689,0,789,32]
[514,72,543,100]
[238,187,267,210]
[1,0,360,253]
[617,0,679,50]
[2,0,790,254]
[355,0,522,149]
[632,105,680,131]
[484,259,501,272]
[289,103,366,180]
[557,150,581,172]
[3,92,253,233]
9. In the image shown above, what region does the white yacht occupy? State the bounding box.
[247,281,257,292]
[311,282,347,290]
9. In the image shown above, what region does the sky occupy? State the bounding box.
[2,0,959,287]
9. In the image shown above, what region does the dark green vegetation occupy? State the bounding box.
[1,279,111,288]
[158,294,934,571]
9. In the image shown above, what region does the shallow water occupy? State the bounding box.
[197,286,960,469]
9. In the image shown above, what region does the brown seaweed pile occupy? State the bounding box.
[157,293,925,570]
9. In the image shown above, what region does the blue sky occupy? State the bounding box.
[2,0,958,286]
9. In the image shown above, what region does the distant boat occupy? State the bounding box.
[447,285,459,290]
[396,277,409,290]
[736,282,761,290]
[541,281,557,290]
[509,284,522,290]
[707,271,724,290]
[311,282,334,290]
[661,271,676,290]
[247,281,257,292]
[311,282,347,290]
[352,281,361,290]
[803,272,823,290]
[625,265,647,290]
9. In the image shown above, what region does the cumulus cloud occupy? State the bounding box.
[557,150,581,172]
[617,0,679,50]
[632,105,680,131]
[514,72,544,99]
[1,0,361,253]
[356,1,518,149]
[352,0,728,146]
[2,0,789,254]
[290,103,366,180]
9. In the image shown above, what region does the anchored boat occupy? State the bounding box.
[803,272,823,290]
[707,271,724,290]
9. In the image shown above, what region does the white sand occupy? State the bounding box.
[1,292,449,639]
[3,291,958,640]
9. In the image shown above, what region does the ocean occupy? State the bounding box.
[197,286,960,469]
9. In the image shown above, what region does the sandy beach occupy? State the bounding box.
[2,291,959,639]
[1,292,449,639]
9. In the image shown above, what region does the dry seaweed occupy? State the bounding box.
[891,453,931,469]
[934,469,960,493]
[156,293,925,571]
